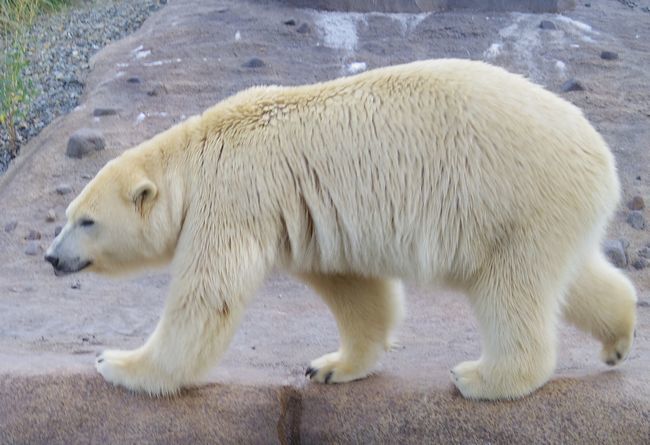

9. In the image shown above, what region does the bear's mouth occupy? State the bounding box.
[53,260,92,276]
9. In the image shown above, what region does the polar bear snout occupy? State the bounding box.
[45,228,93,276]
[44,250,92,276]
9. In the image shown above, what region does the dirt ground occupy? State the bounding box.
[0,0,649,443]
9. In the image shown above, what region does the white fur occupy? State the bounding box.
[47,59,637,400]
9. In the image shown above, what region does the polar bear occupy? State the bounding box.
[45,59,637,400]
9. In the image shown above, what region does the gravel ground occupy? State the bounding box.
[0,0,167,174]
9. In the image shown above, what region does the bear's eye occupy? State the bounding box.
[80,218,95,227]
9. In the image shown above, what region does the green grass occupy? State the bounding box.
[0,0,70,34]
[1,0,71,157]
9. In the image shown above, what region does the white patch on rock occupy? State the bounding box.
[142,59,181,67]
[389,12,428,34]
[555,60,566,74]
[115,71,125,78]
[483,43,502,59]
[135,112,146,124]
[131,45,144,54]
[555,16,596,34]
[312,11,361,51]
[135,49,151,59]
[346,62,367,74]
[235,31,241,41]
[116,62,129,68]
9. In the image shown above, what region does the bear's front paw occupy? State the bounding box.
[305,351,372,384]
[601,331,634,366]
[96,349,181,396]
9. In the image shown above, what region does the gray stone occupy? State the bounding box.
[56,184,73,195]
[603,239,628,268]
[25,230,41,241]
[4,221,17,233]
[632,258,647,270]
[71,280,82,290]
[24,241,40,256]
[146,83,168,97]
[600,50,619,60]
[242,57,265,68]
[561,79,585,92]
[638,247,650,259]
[46,209,56,222]
[539,20,557,30]
[66,128,105,159]
[628,195,645,210]
[283,19,296,25]
[92,108,118,117]
[627,211,646,230]
[296,23,311,33]
[127,77,141,84]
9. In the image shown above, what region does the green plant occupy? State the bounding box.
[0,37,34,157]
[0,0,69,157]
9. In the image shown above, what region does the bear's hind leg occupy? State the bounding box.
[300,273,405,384]
[562,250,637,366]
[453,250,563,400]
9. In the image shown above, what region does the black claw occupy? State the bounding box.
[606,359,615,366]
[324,371,333,384]
[616,351,622,360]
[97,358,104,364]
[306,367,317,378]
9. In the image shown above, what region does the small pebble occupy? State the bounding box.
[628,196,645,210]
[632,258,647,270]
[66,128,105,159]
[46,209,56,222]
[561,79,585,92]
[296,23,311,34]
[539,20,557,30]
[71,280,82,289]
[147,83,168,97]
[600,51,619,60]
[4,221,17,233]
[127,77,142,84]
[25,241,41,256]
[627,211,646,230]
[242,57,265,68]
[283,19,296,26]
[93,108,118,117]
[603,239,628,268]
[25,230,41,241]
[54,225,63,237]
[56,184,73,195]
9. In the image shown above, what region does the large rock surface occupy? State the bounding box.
[1,0,649,443]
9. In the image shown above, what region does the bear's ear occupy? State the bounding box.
[131,179,158,215]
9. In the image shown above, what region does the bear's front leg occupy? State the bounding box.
[96,237,268,395]
[95,294,240,395]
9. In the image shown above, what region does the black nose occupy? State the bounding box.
[45,254,59,268]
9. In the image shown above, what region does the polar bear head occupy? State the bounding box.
[45,150,182,276]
